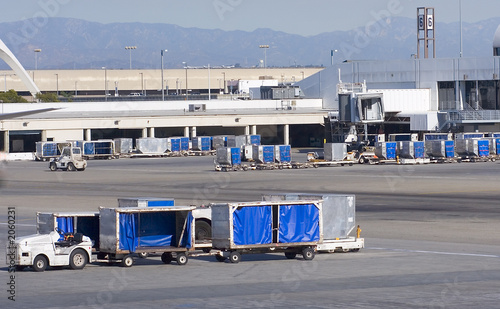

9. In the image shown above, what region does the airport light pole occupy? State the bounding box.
[34,49,41,70]
[221,72,226,94]
[55,73,59,96]
[182,62,188,98]
[125,46,137,69]
[161,49,167,101]
[102,67,108,101]
[331,49,338,66]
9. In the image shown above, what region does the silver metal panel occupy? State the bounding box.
[426,140,446,157]
[36,213,55,234]
[262,194,355,240]
[114,138,133,154]
[227,135,247,148]
[397,141,414,159]
[216,147,232,165]
[99,207,118,253]
[324,143,347,161]
[136,138,168,154]
[210,203,231,249]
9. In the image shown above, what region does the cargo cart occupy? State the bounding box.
[98,206,196,267]
[210,200,323,263]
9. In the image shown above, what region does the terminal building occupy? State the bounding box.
[2,22,500,154]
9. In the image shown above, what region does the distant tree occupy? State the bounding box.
[0,89,28,103]
[35,92,60,102]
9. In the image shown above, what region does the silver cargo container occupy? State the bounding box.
[252,145,275,163]
[455,139,489,157]
[262,193,355,240]
[227,135,247,148]
[324,143,347,161]
[118,197,175,208]
[114,138,133,154]
[136,138,168,154]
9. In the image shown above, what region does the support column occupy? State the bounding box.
[41,130,47,142]
[84,129,91,141]
[142,128,148,138]
[148,127,155,138]
[3,130,9,153]
[191,127,197,138]
[184,126,190,137]
[284,124,290,145]
[244,126,250,135]
[251,125,257,135]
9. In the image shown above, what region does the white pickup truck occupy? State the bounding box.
[7,230,93,272]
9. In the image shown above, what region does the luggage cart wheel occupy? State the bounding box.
[176,253,188,266]
[215,254,227,262]
[161,252,173,264]
[302,247,315,261]
[284,252,297,259]
[229,251,241,263]
[121,255,134,267]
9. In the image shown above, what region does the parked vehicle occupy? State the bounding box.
[49,147,87,171]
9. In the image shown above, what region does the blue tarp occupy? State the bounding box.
[250,135,261,145]
[478,140,489,157]
[278,145,291,163]
[445,140,455,158]
[414,142,425,159]
[170,138,181,152]
[83,142,95,155]
[496,139,500,155]
[424,134,449,141]
[147,200,175,207]
[56,216,74,240]
[180,212,193,249]
[262,146,274,163]
[139,235,173,247]
[386,142,397,160]
[119,213,138,252]
[231,147,241,165]
[233,206,272,245]
[180,137,189,151]
[279,204,320,243]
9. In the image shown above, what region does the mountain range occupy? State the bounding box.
[0,16,499,70]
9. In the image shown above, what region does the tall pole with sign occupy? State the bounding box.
[417,7,435,59]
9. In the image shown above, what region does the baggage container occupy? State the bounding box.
[484,138,499,156]
[212,135,231,149]
[216,147,242,166]
[274,145,291,163]
[242,144,253,161]
[227,135,247,148]
[423,133,453,141]
[426,140,455,158]
[136,138,168,154]
[211,200,323,262]
[375,142,397,160]
[247,134,261,145]
[180,137,189,151]
[252,145,275,163]
[83,140,115,158]
[324,143,347,161]
[99,206,195,266]
[192,136,211,151]
[398,141,425,159]
[37,211,100,249]
[455,139,489,157]
[35,141,71,161]
[388,133,418,142]
[118,197,175,208]
[455,133,484,139]
[263,193,355,240]
[497,138,500,155]
[114,138,133,154]
[166,137,181,152]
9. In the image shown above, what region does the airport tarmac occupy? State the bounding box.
[1,153,499,308]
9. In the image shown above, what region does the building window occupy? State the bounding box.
[438,81,456,110]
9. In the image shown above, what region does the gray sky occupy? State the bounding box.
[0,0,498,36]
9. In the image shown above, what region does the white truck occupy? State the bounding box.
[7,230,93,272]
[49,146,87,171]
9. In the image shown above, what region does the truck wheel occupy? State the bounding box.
[49,162,57,171]
[358,156,365,164]
[120,255,134,267]
[33,255,48,272]
[195,220,212,241]
[229,251,241,263]
[285,252,297,259]
[302,247,315,261]
[176,253,188,266]
[15,265,26,271]
[67,163,76,171]
[161,252,173,264]
[70,249,88,270]
[78,167,86,171]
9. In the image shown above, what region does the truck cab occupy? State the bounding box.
[49,147,87,171]
[7,230,93,272]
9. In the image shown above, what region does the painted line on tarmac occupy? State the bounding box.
[367,247,500,258]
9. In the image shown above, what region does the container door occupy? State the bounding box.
[478,140,489,157]
[263,146,274,163]
[386,142,397,160]
[278,204,320,243]
[445,141,455,158]
[496,139,500,155]
[233,206,272,245]
[231,147,241,165]
[414,142,425,159]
